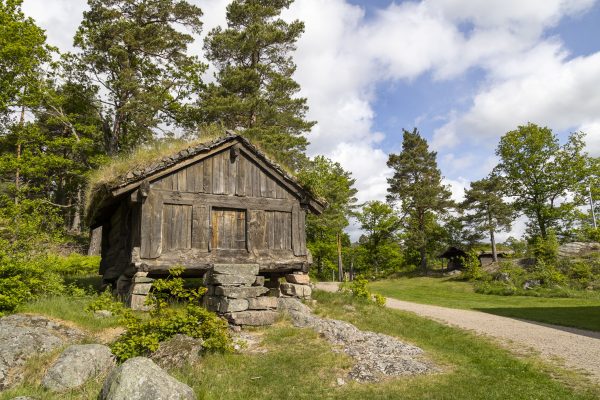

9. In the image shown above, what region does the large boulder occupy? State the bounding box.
[100,357,195,400]
[0,314,84,389]
[558,242,600,258]
[41,344,115,391]
[150,335,204,369]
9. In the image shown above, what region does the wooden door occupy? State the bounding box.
[162,204,192,251]
[211,208,246,250]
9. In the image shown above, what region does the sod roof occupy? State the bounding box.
[85,132,325,226]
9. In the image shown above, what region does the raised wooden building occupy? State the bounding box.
[87,134,325,293]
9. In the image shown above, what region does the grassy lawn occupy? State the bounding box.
[370,277,600,332]
[4,291,600,400]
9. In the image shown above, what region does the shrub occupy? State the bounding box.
[567,262,595,287]
[373,293,386,307]
[87,267,233,362]
[341,276,386,306]
[531,261,567,287]
[529,232,559,265]
[350,276,371,300]
[460,251,483,281]
[0,255,65,316]
[46,253,101,277]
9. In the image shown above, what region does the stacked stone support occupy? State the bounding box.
[204,264,278,326]
[280,272,312,299]
[127,273,154,311]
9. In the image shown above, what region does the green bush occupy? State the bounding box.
[0,255,65,316]
[350,276,371,300]
[460,251,483,281]
[531,261,567,287]
[87,267,233,362]
[373,293,386,307]
[529,232,559,265]
[474,281,517,296]
[46,253,101,277]
[567,262,595,287]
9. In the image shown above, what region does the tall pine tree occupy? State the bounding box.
[74,0,206,155]
[201,0,314,169]
[387,128,453,271]
[461,175,514,261]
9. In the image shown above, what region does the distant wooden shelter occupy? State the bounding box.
[87,134,325,288]
[439,247,468,270]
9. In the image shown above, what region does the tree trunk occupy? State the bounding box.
[337,233,343,282]
[70,188,82,234]
[490,229,497,262]
[88,226,103,256]
[15,105,25,204]
[420,246,427,273]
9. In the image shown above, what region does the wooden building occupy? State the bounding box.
[87,134,325,290]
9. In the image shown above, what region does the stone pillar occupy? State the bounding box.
[127,273,154,311]
[204,264,278,326]
[280,272,312,300]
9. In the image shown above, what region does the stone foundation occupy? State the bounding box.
[203,265,311,326]
[118,265,312,324]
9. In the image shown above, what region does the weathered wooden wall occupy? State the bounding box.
[134,148,309,274]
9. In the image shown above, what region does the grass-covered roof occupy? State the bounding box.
[85,131,324,225]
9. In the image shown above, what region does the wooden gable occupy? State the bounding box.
[149,148,295,201]
[138,144,309,261]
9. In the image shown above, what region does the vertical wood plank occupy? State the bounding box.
[236,156,246,196]
[291,204,302,255]
[149,194,162,258]
[196,161,204,192]
[267,176,276,198]
[204,157,212,194]
[192,205,209,251]
[229,154,237,195]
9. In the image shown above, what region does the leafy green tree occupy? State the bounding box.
[387,128,453,271]
[355,201,403,275]
[494,123,589,239]
[297,156,357,279]
[74,0,206,154]
[0,0,50,113]
[201,0,314,169]
[461,175,514,261]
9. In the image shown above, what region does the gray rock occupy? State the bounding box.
[214,285,269,299]
[247,296,278,310]
[523,279,541,290]
[226,310,278,326]
[558,242,600,257]
[495,272,511,283]
[0,314,84,389]
[277,297,312,315]
[280,282,312,299]
[218,298,249,313]
[10,397,37,400]
[94,310,113,319]
[285,274,310,284]
[42,344,115,391]
[286,305,435,382]
[151,335,204,369]
[208,274,257,286]
[213,264,259,276]
[100,357,195,400]
[253,276,266,286]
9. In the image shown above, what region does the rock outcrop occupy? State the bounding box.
[100,357,195,400]
[0,314,84,389]
[281,298,435,382]
[41,344,115,391]
[150,335,204,369]
[558,242,600,258]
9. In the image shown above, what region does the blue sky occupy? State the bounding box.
[23,0,600,239]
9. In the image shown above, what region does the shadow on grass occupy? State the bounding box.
[475,306,600,335]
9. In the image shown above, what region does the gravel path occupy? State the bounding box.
[316,282,600,383]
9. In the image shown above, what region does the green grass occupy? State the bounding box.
[17,295,121,332]
[370,277,600,331]
[5,291,600,399]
